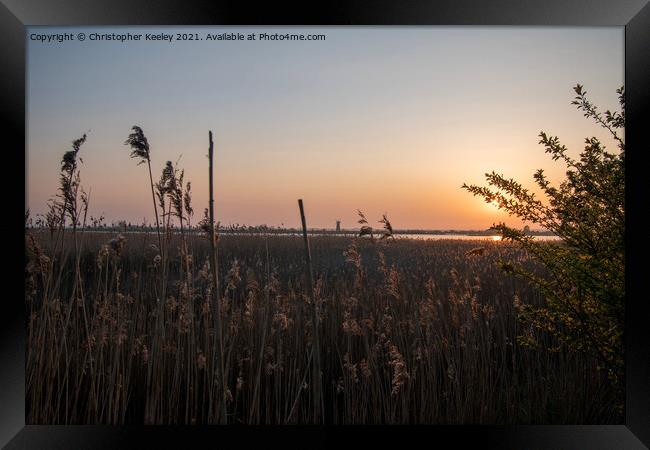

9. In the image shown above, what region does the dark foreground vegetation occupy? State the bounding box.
[25,231,621,424]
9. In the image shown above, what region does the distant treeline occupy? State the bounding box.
[25,220,554,236]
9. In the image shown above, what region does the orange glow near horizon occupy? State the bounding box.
[26,27,623,230]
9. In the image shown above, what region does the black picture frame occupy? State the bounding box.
[2,1,649,448]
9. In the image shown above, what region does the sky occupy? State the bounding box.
[26,26,624,230]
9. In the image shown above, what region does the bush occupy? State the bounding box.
[463,84,625,399]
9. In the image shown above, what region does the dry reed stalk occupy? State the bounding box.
[125,126,162,253]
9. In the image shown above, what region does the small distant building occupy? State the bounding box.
[335,220,341,233]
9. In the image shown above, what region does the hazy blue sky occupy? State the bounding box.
[27,26,623,229]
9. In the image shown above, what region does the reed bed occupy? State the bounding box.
[25,230,621,424]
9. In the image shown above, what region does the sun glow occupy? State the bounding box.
[491,235,502,241]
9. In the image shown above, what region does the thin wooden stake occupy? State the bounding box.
[298,199,323,423]
[209,130,227,424]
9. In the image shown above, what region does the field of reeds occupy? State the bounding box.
[24,128,621,424]
[24,229,621,424]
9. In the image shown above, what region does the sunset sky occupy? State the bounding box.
[27,26,623,229]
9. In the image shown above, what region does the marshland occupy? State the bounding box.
[25,229,621,424]
[25,28,625,426]
[24,125,622,424]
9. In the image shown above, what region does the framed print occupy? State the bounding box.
[2,0,649,448]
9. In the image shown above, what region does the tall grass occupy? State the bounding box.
[23,131,621,424]
[25,230,621,424]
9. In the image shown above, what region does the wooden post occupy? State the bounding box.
[298,199,323,423]
[209,131,227,424]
